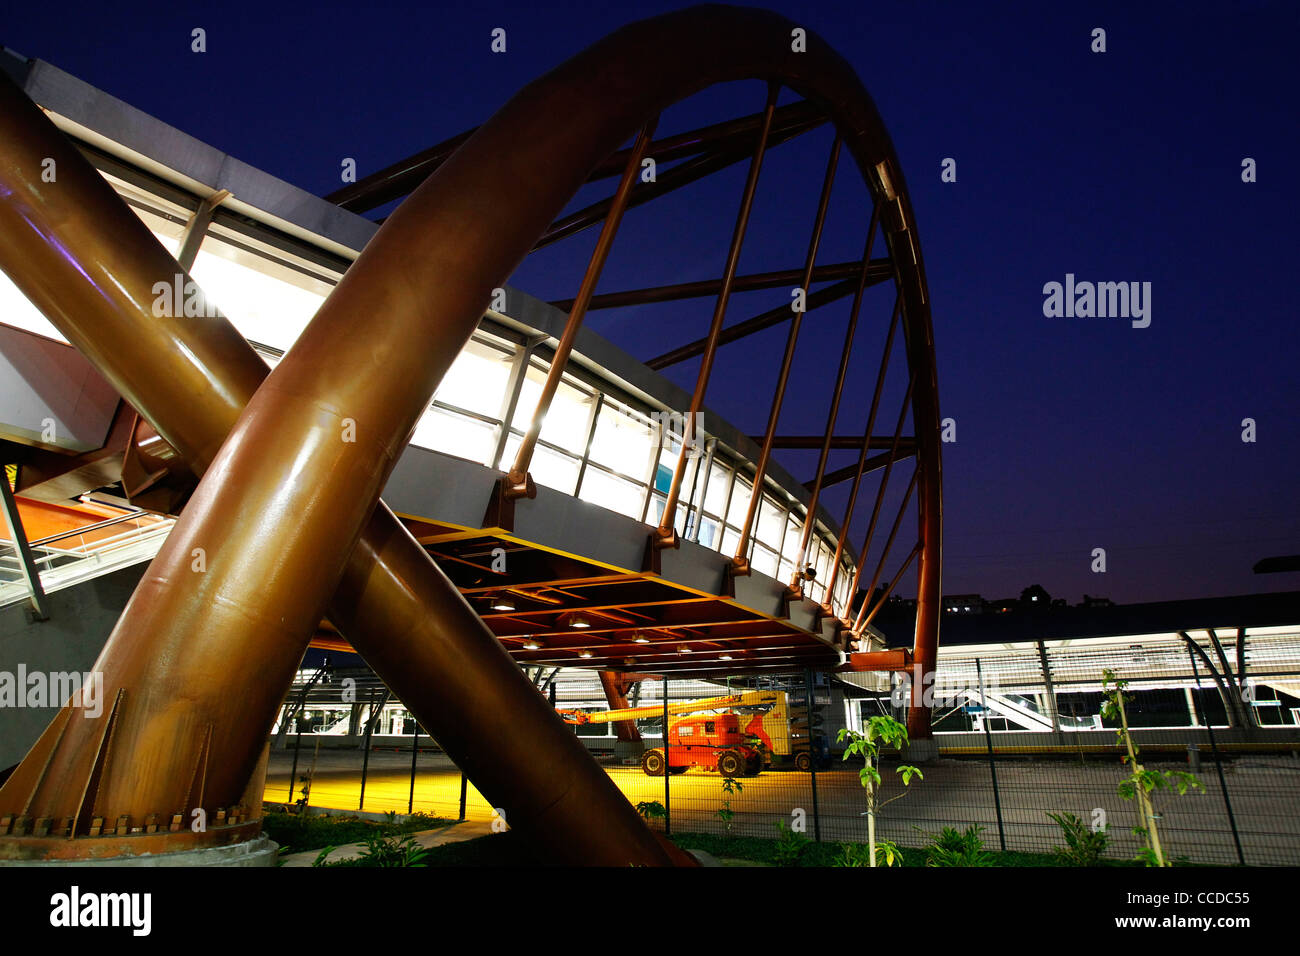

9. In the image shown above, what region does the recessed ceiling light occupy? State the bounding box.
[633,632,650,644]
[578,649,594,659]
[566,612,592,629]
[522,637,541,650]
[719,654,733,661]
[489,594,517,612]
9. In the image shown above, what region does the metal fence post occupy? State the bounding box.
[805,668,821,841]
[976,658,1007,851]
[1187,645,1246,865]
[358,688,385,812]
[458,770,468,822]
[289,713,303,801]
[663,675,671,838]
[408,723,420,814]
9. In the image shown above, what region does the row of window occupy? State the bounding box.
[0,167,859,613]
[417,332,856,610]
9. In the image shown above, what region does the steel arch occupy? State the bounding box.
[0,4,940,863]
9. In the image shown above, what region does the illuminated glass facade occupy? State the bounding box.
[0,160,858,610]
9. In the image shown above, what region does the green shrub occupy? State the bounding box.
[1046,811,1110,866]
[636,800,667,821]
[921,825,993,867]
[832,840,902,867]
[772,820,810,866]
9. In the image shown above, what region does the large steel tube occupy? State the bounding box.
[0,72,676,866]
[0,3,941,862]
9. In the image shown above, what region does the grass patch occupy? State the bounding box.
[668,831,1143,867]
[262,810,451,854]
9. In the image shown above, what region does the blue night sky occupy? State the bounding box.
[4,1,1296,606]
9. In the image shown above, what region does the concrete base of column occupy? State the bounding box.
[0,834,279,867]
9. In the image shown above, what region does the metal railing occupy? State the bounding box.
[0,512,173,607]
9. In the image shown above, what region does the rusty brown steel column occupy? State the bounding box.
[853,468,920,632]
[506,120,658,497]
[0,71,675,866]
[858,541,922,632]
[733,135,840,576]
[793,206,880,605]
[845,377,915,602]
[822,292,900,613]
[1,4,943,848]
[657,82,779,549]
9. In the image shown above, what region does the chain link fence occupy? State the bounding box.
[266,628,1300,864]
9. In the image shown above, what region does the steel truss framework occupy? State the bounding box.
[0,7,940,864]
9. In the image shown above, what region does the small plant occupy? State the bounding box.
[921,825,992,867]
[1102,669,1202,866]
[832,843,871,867]
[716,776,743,836]
[838,718,923,867]
[311,845,337,867]
[833,840,903,867]
[874,839,904,867]
[636,800,667,824]
[1046,811,1110,866]
[354,832,430,867]
[773,820,810,866]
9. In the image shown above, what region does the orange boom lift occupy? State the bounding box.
[559,690,825,776]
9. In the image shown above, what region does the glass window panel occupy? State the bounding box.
[656,440,683,491]
[783,516,805,565]
[808,578,824,604]
[653,462,675,494]
[721,527,741,557]
[778,559,794,584]
[648,494,687,534]
[702,461,730,517]
[836,569,852,610]
[578,467,644,520]
[501,434,580,494]
[726,478,752,527]
[589,402,654,475]
[696,516,720,550]
[190,237,327,353]
[815,542,832,582]
[757,495,785,553]
[511,365,595,453]
[409,406,497,464]
[752,543,778,578]
[433,338,515,419]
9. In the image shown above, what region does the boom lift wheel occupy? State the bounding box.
[641,748,667,776]
[717,750,744,777]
